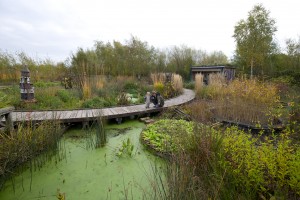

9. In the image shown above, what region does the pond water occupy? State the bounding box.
[0,120,163,200]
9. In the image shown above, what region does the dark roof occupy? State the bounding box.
[191,65,235,72]
[21,66,30,73]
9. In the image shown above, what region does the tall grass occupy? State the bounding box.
[151,73,166,84]
[208,73,226,88]
[0,120,65,190]
[151,73,183,98]
[83,110,106,149]
[182,100,212,124]
[82,78,92,100]
[172,74,183,94]
[145,122,229,199]
[195,73,204,94]
[197,78,283,126]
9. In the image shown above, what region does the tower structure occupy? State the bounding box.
[20,66,35,101]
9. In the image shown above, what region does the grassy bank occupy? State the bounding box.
[142,119,300,199]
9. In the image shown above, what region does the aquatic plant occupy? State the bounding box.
[115,138,134,158]
[141,119,195,154]
[0,120,65,190]
[83,113,106,149]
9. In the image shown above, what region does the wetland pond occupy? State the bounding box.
[0,120,163,199]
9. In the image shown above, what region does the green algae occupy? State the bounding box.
[0,120,163,200]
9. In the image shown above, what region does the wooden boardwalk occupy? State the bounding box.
[10,89,195,124]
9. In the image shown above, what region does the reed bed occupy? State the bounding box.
[84,113,107,149]
[214,78,280,126]
[196,77,282,126]
[0,120,65,190]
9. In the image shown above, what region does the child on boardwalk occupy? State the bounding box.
[145,92,151,108]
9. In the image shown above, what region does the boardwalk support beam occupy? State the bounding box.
[82,121,89,129]
[115,118,123,124]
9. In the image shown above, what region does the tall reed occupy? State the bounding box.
[172,74,183,94]
[195,73,204,94]
[0,120,65,190]
[151,73,166,84]
[147,123,227,199]
[83,111,106,149]
[208,73,226,88]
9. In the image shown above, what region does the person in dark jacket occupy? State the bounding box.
[150,91,158,107]
[151,91,164,108]
[157,92,164,107]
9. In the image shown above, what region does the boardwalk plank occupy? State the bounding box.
[75,110,83,119]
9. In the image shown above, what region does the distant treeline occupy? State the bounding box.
[0,35,299,84]
[0,36,228,83]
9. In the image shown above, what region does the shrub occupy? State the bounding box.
[221,127,300,198]
[56,90,71,103]
[153,82,164,94]
[82,97,110,108]
[123,80,139,91]
[117,93,131,106]
[184,81,195,90]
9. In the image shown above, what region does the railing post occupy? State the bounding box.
[5,112,13,133]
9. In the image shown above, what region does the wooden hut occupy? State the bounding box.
[190,65,235,84]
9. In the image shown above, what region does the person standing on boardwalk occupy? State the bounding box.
[145,92,151,108]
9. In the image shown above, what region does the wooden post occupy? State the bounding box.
[5,113,13,133]
[0,107,14,134]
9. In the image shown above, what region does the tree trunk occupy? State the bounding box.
[250,58,254,79]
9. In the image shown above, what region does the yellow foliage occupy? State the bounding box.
[153,82,164,94]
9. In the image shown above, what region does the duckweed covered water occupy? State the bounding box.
[0,120,163,199]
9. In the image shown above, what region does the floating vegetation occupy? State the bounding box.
[141,119,195,156]
[106,127,132,137]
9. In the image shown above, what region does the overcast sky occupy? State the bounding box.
[0,0,299,63]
